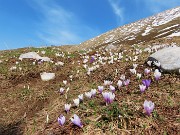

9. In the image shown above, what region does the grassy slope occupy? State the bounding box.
[0,37,180,135]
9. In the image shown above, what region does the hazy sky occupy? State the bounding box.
[0,0,179,50]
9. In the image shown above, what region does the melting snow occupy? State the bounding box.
[152,7,180,27]
[167,31,180,37]
[142,26,153,36]
[159,24,179,32]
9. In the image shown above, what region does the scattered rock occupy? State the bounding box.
[40,72,55,81]
[19,52,51,62]
[147,47,180,74]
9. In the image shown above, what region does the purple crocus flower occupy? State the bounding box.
[102,92,115,105]
[144,68,150,75]
[123,79,130,86]
[90,56,95,63]
[143,100,155,116]
[154,69,161,81]
[70,114,83,128]
[64,104,71,113]
[58,115,65,126]
[109,85,115,93]
[142,79,151,88]
[98,86,104,93]
[139,84,146,93]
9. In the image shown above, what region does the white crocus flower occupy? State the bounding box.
[73,98,80,107]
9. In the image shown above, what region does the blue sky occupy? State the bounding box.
[0,0,179,50]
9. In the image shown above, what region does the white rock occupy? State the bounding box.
[148,47,180,74]
[19,52,51,62]
[40,72,55,81]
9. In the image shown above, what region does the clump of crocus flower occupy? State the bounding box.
[70,114,83,128]
[143,100,155,116]
[58,115,66,126]
[139,84,146,93]
[154,69,161,81]
[102,92,115,105]
[98,86,104,93]
[64,104,71,113]
[142,79,151,88]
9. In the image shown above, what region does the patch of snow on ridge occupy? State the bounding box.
[19,52,51,61]
[142,26,153,36]
[167,31,180,37]
[155,29,175,38]
[128,37,136,40]
[152,7,180,27]
[159,24,179,32]
[104,34,115,43]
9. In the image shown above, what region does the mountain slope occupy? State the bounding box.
[72,7,180,50]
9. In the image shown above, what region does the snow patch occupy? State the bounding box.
[167,31,180,37]
[142,26,153,36]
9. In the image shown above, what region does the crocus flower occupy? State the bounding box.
[91,89,96,97]
[85,92,92,98]
[136,73,142,79]
[70,114,83,128]
[120,74,126,81]
[109,85,115,93]
[59,87,65,94]
[130,68,136,74]
[63,80,67,85]
[123,79,130,86]
[142,79,151,88]
[102,92,115,105]
[58,115,65,126]
[65,104,71,113]
[73,98,80,107]
[154,69,161,81]
[144,68,150,74]
[98,86,104,93]
[139,84,146,93]
[78,94,83,101]
[90,56,95,63]
[117,80,122,88]
[143,100,155,116]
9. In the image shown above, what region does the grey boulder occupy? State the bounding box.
[147,47,180,74]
